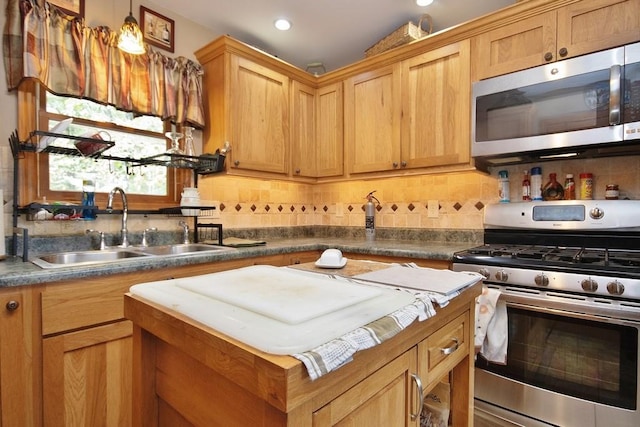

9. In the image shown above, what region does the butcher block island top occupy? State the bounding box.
[124,260,481,426]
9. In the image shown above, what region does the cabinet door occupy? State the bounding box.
[471,11,556,80]
[556,0,640,59]
[42,321,133,427]
[401,40,471,169]
[316,82,344,177]
[229,55,290,174]
[345,64,402,174]
[418,310,472,427]
[312,349,419,426]
[0,288,41,427]
[291,80,317,177]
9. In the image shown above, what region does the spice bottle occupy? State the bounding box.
[580,173,594,199]
[498,170,510,203]
[522,170,531,201]
[564,174,576,200]
[542,173,564,201]
[531,167,543,201]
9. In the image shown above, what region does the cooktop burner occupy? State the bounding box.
[455,244,640,277]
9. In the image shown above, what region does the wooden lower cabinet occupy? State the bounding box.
[312,350,418,426]
[42,321,133,427]
[0,286,42,427]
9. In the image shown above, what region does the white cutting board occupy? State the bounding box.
[129,265,415,355]
[177,265,382,324]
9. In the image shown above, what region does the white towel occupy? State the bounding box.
[475,287,507,364]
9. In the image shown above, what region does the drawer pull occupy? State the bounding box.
[410,373,424,421]
[441,337,459,355]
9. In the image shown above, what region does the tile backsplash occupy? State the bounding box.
[3,155,640,241]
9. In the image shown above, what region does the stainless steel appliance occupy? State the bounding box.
[452,201,640,427]
[472,42,640,169]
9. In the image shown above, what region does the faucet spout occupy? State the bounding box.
[179,221,190,244]
[107,187,129,248]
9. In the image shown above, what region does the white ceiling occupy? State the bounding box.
[149,0,515,73]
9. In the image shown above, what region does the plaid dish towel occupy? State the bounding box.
[293,286,458,381]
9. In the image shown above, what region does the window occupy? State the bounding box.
[33,88,183,209]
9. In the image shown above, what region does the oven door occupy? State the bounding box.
[475,286,640,427]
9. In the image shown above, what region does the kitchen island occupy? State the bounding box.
[124,260,481,426]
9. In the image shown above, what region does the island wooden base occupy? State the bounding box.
[125,263,481,426]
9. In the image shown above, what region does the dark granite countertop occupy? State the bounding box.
[0,237,476,288]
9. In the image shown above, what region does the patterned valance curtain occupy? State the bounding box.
[2,0,204,127]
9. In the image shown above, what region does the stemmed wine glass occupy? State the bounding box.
[165,131,184,155]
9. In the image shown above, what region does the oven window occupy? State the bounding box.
[476,307,638,410]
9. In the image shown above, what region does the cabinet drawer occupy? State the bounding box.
[418,311,469,390]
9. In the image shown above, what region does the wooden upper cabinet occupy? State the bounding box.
[401,40,471,169]
[291,81,344,179]
[471,11,556,81]
[344,64,402,174]
[345,41,471,175]
[316,82,344,177]
[556,0,640,59]
[472,0,640,80]
[291,80,317,178]
[197,43,290,176]
[229,56,290,175]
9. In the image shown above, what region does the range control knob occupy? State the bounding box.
[581,278,598,292]
[534,273,549,287]
[495,270,509,282]
[478,268,490,280]
[607,280,625,296]
[589,207,605,220]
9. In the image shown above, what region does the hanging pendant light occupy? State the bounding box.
[117,0,145,55]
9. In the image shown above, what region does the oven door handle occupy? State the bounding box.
[505,299,640,326]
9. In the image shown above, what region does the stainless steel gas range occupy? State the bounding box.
[452,200,640,427]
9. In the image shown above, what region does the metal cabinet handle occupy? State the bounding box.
[544,52,553,61]
[392,162,399,168]
[295,168,300,174]
[410,373,424,421]
[234,160,240,166]
[558,47,568,57]
[441,337,459,355]
[6,300,20,312]
[400,160,407,168]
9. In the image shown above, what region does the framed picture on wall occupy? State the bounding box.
[48,0,84,18]
[140,6,175,53]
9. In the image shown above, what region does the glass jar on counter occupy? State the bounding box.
[605,184,619,200]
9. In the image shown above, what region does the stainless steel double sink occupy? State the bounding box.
[31,243,234,269]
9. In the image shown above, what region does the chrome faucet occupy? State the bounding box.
[179,221,190,244]
[106,187,130,248]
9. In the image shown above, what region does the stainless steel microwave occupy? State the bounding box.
[471,42,640,168]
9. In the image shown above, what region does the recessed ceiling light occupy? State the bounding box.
[416,0,434,6]
[274,19,291,31]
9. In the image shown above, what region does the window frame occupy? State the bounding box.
[17,83,187,211]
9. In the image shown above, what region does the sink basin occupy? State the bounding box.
[32,249,150,269]
[136,243,232,256]
[31,244,235,269]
